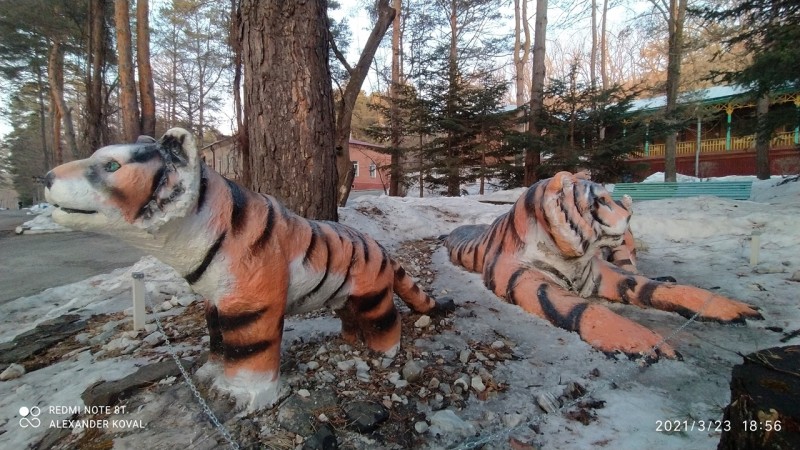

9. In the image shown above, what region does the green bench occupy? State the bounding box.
[610,181,753,201]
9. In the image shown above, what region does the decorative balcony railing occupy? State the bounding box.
[632,131,797,158]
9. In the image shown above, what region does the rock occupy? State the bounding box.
[177,296,195,307]
[142,332,164,347]
[277,390,339,435]
[402,361,424,382]
[562,381,586,400]
[503,413,525,428]
[790,270,800,282]
[343,401,389,433]
[414,421,429,433]
[302,423,338,450]
[82,359,193,407]
[354,358,371,382]
[143,323,158,333]
[0,315,87,365]
[428,377,440,390]
[470,376,486,393]
[754,265,786,274]
[429,409,476,436]
[0,363,26,381]
[536,392,562,414]
[414,315,432,328]
[297,389,311,398]
[160,300,173,311]
[474,351,488,362]
[336,360,356,371]
[170,296,181,306]
[306,361,320,370]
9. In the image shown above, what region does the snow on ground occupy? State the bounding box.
[15,204,71,235]
[1,175,798,449]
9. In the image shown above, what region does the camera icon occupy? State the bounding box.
[19,406,41,428]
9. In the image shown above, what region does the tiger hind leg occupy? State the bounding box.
[196,300,225,382]
[342,285,402,357]
[490,256,678,360]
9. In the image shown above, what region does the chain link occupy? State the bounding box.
[139,275,241,450]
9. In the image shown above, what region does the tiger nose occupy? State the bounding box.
[44,171,55,189]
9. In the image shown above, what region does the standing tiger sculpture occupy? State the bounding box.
[44,128,452,411]
[444,171,762,360]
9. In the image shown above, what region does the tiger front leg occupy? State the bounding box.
[205,295,287,412]
[592,258,763,323]
[489,257,678,360]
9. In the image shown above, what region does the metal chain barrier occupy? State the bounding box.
[136,272,241,450]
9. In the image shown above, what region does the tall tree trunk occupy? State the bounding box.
[600,0,608,90]
[513,0,531,108]
[590,0,597,90]
[599,0,609,140]
[755,93,771,180]
[239,0,338,221]
[86,0,106,155]
[330,0,395,206]
[35,61,50,171]
[525,0,547,185]
[137,0,156,137]
[115,0,140,143]
[389,0,402,198]
[446,0,460,197]
[48,41,79,163]
[662,0,686,182]
[231,0,249,186]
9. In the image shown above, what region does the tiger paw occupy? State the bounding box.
[658,287,764,323]
[430,297,456,316]
[212,370,288,412]
[579,305,678,361]
[696,296,763,324]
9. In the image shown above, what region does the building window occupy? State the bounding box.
[352,161,359,177]
[369,163,377,178]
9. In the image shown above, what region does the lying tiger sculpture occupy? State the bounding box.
[44,128,452,410]
[444,171,762,360]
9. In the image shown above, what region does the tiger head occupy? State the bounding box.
[536,171,633,258]
[44,128,201,235]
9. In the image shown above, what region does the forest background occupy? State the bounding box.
[0,0,797,216]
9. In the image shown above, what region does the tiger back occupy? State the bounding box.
[44,128,453,411]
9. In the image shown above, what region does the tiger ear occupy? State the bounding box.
[158,128,200,169]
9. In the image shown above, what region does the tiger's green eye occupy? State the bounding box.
[105,161,121,172]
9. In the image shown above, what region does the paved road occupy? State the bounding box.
[0,210,146,305]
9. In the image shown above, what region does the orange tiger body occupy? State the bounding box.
[44,128,449,410]
[445,171,761,360]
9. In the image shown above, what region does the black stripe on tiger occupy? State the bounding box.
[251,197,276,251]
[185,232,226,284]
[303,222,321,266]
[205,304,224,355]
[217,307,268,332]
[225,178,248,234]
[536,284,588,332]
[505,267,527,305]
[196,168,208,212]
[222,339,273,362]
[353,287,390,314]
[370,308,399,331]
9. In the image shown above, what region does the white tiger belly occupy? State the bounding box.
[285,258,349,315]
